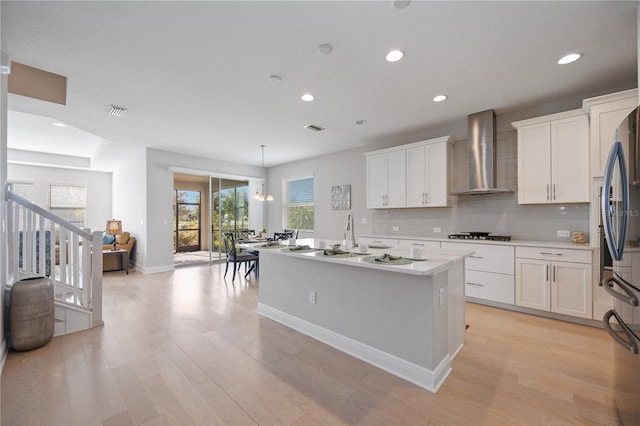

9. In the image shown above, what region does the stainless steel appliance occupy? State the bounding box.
[601,106,640,426]
[448,232,511,241]
[450,110,513,195]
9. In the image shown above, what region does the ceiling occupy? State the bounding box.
[2,1,638,169]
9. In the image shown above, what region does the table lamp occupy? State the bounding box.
[106,219,122,251]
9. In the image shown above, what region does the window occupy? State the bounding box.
[174,189,201,252]
[49,183,87,227]
[283,176,314,231]
[9,181,35,202]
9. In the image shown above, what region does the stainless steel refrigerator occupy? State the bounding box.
[601,106,640,426]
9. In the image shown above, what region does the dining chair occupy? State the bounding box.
[273,232,291,241]
[235,229,256,241]
[222,232,259,280]
[284,229,299,238]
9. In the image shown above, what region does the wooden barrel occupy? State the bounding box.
[9,277,54,351]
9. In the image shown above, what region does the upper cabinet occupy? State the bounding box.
[512,109,589,204]
[365,149,406,208]
[365,136,452,209]
[582,89,638,178]
[406,137,452,207]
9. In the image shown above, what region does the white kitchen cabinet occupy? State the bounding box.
[365,135,453,209]
[365,149,406,208]
[357,236,398,248]
[406,136,452,207]
[582,88,638,177]
[398,238,440,248]
[441,241,515,304]
[513,110,589,204]
[515,246,593,319]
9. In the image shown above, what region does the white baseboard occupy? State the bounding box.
[135,264,175,274]
[257,303,451,393]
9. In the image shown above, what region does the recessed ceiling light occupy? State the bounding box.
[558,53,581,65]
[392,0,411,9]
[385,50,404,62]
[433,95,447,102]
[301,93,315,102]
[52,122,66,127]
[317,44,333,55]
[355,120,368,125]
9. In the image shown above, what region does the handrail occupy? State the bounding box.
[6,185,92,239]
[5,182,103,329]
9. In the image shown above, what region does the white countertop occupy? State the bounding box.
[359,234,594,251]
[239,238,473,276]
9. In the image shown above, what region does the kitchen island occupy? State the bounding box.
[252,239,472,393]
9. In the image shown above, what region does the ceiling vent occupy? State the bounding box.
[304,124,324,132]
[109,105,127,117]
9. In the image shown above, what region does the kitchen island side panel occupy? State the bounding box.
[257,250,451,371]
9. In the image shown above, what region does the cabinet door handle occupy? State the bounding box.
[553,184,556,200]
[425,192,428,204]
[552,265,556,282]
[546,184,550,200]
[546,264,549,281]
[466,282,485,287]
[539,252,563,256]
[468,255,484,259]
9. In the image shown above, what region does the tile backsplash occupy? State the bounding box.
[371,129,591,242]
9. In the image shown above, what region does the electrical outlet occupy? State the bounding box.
[433,227,442,233]
[362,217,368,225]
[392,226,400,231]
[557,230,570,237]
[309,291,316,304]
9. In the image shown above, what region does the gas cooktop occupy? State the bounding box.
[448,232,511,241]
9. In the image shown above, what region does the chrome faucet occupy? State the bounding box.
[344,211,354,249]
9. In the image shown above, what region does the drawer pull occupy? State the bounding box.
[539,252,563,256]
[466,282,485,287]
[412,243,425,246]
[468,255,484,259]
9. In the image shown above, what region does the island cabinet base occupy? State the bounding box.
[256,250,465,393]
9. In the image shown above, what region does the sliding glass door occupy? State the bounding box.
[211,178,249,257]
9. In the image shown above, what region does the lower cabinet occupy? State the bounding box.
[441,242,515,304]
[397,238,440,248]
[356,236,399,248]
[515,247,593,319]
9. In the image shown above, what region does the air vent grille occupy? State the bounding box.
[109,105,127,117]
[304,124,324,132]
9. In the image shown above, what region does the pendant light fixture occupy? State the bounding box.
[254,145,274,202]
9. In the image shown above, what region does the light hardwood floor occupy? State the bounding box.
[2,264,620,425]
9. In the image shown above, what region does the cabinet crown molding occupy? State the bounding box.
[364,135,454,157]
[511,108,585,129]
[581,88,638,113]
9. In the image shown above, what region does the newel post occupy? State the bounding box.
[91,230,104,327]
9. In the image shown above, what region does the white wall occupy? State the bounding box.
[7,163,112,232]
[112,146,146,268]
[267,95,611,243]
[143,148,266,272]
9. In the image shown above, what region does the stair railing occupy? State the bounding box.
[5,183,103,326]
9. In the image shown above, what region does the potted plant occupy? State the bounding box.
[260,228,268,239]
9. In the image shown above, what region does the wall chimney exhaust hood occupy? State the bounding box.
[451,109,513,196]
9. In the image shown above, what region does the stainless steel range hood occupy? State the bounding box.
[451,109,513,196]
